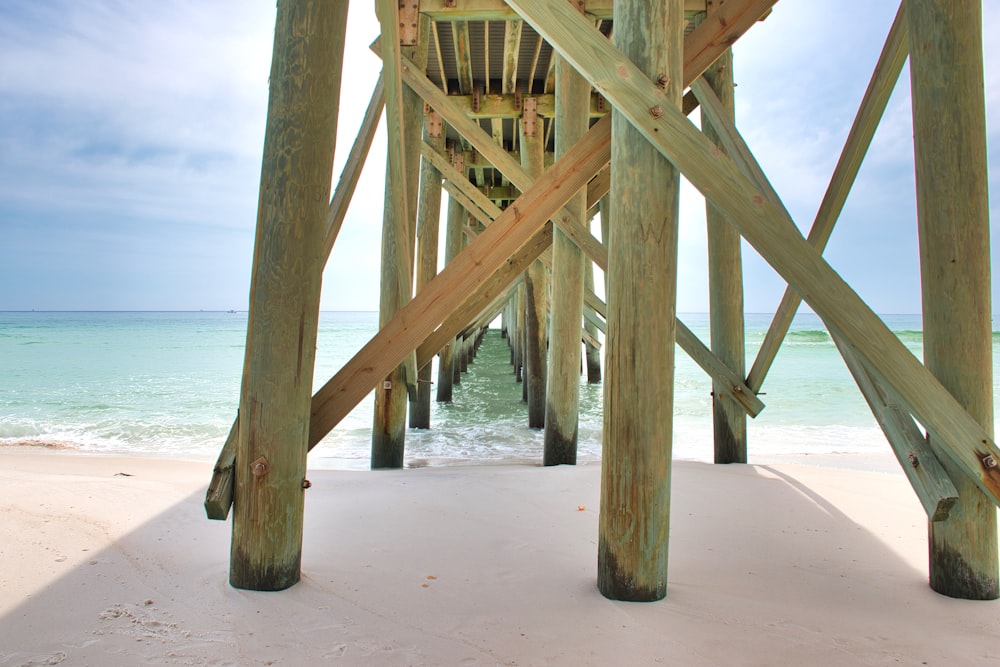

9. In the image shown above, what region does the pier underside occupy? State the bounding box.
[207,0,999,601]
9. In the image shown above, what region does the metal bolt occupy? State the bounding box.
[649,105,663,119]
[656,74,670,89]
[907,453,919,468]
[250,457,270,477]
[302,479,312,489]
[983,454,998,469]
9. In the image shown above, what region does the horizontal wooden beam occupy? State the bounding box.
[419,0,710,21]
[509,0,1000,504]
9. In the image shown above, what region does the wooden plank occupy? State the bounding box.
[701,39,747,464]
[909,0,998,600]
[204,415,238,520]
[520,113,548,429]
[441,181,496,227]
[682,0,779,85]
[745,3,909,392]
[307,116,612,447]
[323,74,385,262]
[227,1,346,591]
[452,21,474,94]
[418,0,708,21]
[509,0,1000,504]
[832,332,958,522]
[502,20,522,94]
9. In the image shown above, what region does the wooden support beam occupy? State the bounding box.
[832,332,958,522]
[544,52,590,464]
[409,113,446,429]
[596,0,684,602]
[308,116,611,447]
[418,0,708,21]
[452,21,474,94]
[520,115,548,429]
[371,4,426,468]
[702,39,747,464]
[745,3,909,392]
[909,0,998,600]
[583,260,602,382]
[502,20,522,94]
[435,196,466,402]
[323,73,385,262]
[509,0,1000,505]
[227,0,346,591]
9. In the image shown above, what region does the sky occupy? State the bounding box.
[1,1,998,314]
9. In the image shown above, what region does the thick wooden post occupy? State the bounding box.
[410,112,445,428]
[598,0,682,601]
[520,115,548,428]
[544,55,589,465]
[908,0,998,600]
[371,14,428,468]
[583,260,602,383]
[435,194,465,402]
[702,46,747,464]
[230,0,346,591]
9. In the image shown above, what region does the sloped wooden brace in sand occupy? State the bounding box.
[832,332,958,522]
[509,0,1000,505]
[228,0,347,591]
[745,2,909,392]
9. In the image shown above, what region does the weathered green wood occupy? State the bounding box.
[908,0,998,600]
[585,286,764,418]
[511,0,1000,506]
[702,44,747,464]
[452,21,474,94]
[409,113,445,429]
[308,116,611,446]
[520,120,548,428]
[502,20,522,94]
[544,54,590,465]
[323,74,385,262]
[832,332,958,522]
[596,0,683,602]
[421,141,502,220]
[371,9,428,468]
[204,415,238,520]
[436,195,466,402]
[418,0,705,21]
[583,260,602,383]
[745,3,909,392]
[229,0,345,591]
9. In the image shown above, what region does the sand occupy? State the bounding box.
[2,447,999,666]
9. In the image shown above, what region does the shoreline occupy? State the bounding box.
[3,447,999,665]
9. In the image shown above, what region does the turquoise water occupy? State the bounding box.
[0,310,994,469]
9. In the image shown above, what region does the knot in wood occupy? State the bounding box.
[250,456,270,477]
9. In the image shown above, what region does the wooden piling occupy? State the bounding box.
[520,114,548,428]
[544,54,589,465]
[908,0,998,600]
[410,111,445,428]
[583,260,602,383]
[435,195,465,402]
[371,10,428,468]
[702,45,747,464]
[229,0,346,591]
[598,0,682,601]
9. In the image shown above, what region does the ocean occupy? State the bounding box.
[0,310,992,470]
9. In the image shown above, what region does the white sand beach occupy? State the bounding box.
[2,447,999,666]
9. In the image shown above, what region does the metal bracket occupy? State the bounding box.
[427,110,443,138]
[522,96,538,138]
[472,85,481,114]
[399,1,420,46]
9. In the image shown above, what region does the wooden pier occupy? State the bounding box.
[207,0,999,601]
